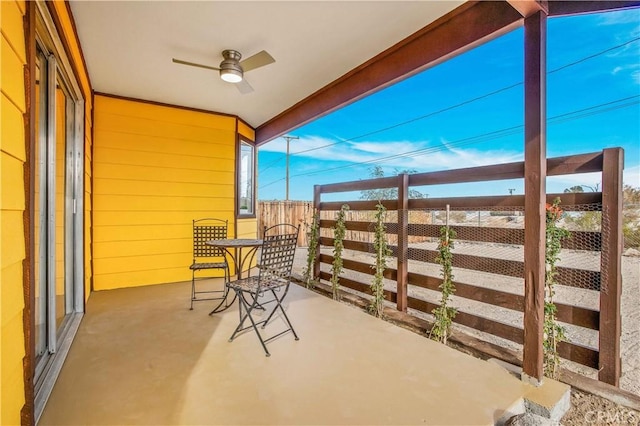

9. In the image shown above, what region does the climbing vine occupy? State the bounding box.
[330,204,349,300]
[544,198,570,379]
[369,202,391,318]
[303,210,320,289]
[430,212,457,344]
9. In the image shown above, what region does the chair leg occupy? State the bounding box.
[266,288,299,341]
[190,270,196,310]
[228,290,271,357]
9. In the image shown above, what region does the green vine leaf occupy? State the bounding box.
[430,221,457,345]
[330,204,349,300]
[543,197,571,379]
[303,210,320,289]
[369,202,391,318]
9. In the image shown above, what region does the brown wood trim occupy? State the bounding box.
[235,136,257,221]
[21,2,36,425]
[93,92,239,120]
[397,174,409,312]
[558,341,600,370]
[318,253,397,281]
[408,271,599,330]
[255,1,523,144]
[548,0,640,16]
[63,0,93,91]
[507,0,549,17]
[407,296,525,344]
[318,271,397,303]
[407,296,598,368]
[316,151,604,197]
[598,148,624,386]
[522,10,547,383]
[320,200,397,211]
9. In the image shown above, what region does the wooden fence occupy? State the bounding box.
[311,149,623,386]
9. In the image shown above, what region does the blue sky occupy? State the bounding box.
[258,8,640,201]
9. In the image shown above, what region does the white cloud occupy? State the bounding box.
[625,165,640,187]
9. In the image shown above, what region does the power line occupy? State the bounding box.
[287,36,640,157]
[282,95,639,179]
[258,155,286,172]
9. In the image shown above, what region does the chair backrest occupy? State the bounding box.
[258,224,300,286]
[193,218,227,260]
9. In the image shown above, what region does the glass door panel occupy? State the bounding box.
[54,75,68,331]
[34,49,48,360]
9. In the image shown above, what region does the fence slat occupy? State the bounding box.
[599,148,624,386]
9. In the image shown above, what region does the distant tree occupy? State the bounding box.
[564,185,585,193]
[359,165,426,201]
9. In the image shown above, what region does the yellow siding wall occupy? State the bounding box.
[93,96,243,290]
[1,0,27,423]
[51,0,93,301]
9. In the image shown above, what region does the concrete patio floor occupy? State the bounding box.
[40,280,534,425]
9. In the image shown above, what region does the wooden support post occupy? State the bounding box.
[313,185,322,281]
[397,174,409,312]
[599,148,624,386]
[522,10,547,385]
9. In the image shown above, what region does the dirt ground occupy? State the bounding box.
[561,389,640,425]
[292,245,640,421]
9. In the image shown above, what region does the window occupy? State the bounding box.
[238,140,255,216]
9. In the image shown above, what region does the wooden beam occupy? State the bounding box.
[507,0,549,17]
[599,148,624,386]
[255,1,523,144]
[522,10,547,385]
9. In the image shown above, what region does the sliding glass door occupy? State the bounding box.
[33,40,84,390]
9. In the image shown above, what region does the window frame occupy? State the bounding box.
[236,137,256,218]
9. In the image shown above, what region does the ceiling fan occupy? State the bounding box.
[172,49,275,94]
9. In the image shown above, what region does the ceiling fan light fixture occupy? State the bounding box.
[220,68,243,83]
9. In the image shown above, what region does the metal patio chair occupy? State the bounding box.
[189,218,230,310]
[227,223,300,356]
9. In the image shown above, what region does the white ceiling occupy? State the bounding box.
[69,1,465,128]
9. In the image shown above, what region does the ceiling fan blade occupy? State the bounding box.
[235,79,254,94]
[240,50,275,72]
[172,58,220,71]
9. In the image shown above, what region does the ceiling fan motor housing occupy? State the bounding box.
[219,49,244,82]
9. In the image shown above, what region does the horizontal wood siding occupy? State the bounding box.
[0,0,27,422]
[92,95,238,290]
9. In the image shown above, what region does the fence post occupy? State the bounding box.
[599,148,623,386]
[522,10,546,385]
[313,185,322,281]
[397,174,409,312]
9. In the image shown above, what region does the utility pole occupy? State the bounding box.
[283,135,299,201]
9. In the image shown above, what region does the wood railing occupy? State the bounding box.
[312,149,623,386]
